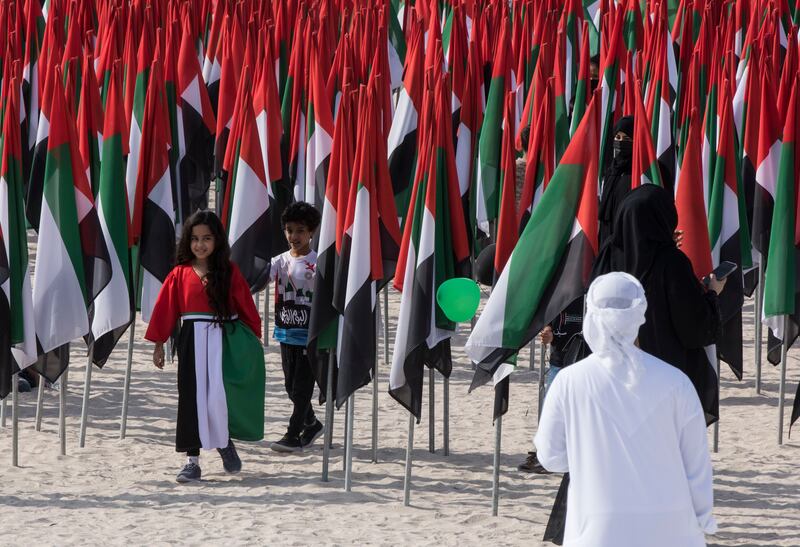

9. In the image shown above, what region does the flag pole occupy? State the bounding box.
[428,368,435,453]
[35,379,45,430]
[754,262,764,393]
[12,374,19,466]
[538,343,546,420]
[713,356,720,453]
[264,283,269,348]
[383,285,389,366]
[403,413,415,506]
[344,394,355,491]
[120,254,141,439]
[59,369,68,456]
[492,414,502,516]
[79,348,95,448]
[0,393,6,427]
[778,314,789,445]
[443,375,450,456]
[372,309,379,463]
[322,351,335,482]
[342,399,348,473]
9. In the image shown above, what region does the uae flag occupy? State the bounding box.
[675,108,713,281]
[333,82,400,408]
[389,71,470,419]
[33,67,111,380]
[387,19,423,226]
[221,67,274,293]
[762,75,800,431]
[631,78,663,188]
[136,57,176,323]
[751,69,781,265]
[304,46,334,211]
[518,81,555,233]
[708,83,750,380]
[87,62,133,367]
[0,75,37,399]
[21,0,44,184]
[645,39,676,192]
[124,24,153,243]
[307,79,356,395]
[213,28,243,212]
[176,13,216,219]
[26,46,55,230]
[466,90,599,389]
[475,12,514,239]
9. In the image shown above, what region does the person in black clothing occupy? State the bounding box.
[592,184,725,423]
[599,116,635,249]
[518,297,584,474]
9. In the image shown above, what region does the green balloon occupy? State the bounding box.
[436,277,481,323]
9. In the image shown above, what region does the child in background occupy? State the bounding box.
[269,202,324,453]
[146,211,265,483]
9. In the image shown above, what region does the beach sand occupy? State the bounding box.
[1,290,799,546]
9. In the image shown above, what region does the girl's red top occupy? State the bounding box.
[144,263,262,343]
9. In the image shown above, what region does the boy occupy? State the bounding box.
[269,202,324,452]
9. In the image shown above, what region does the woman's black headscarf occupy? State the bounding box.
[603,116,634,178]
[592,184,678,283]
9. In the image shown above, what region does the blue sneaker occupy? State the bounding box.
[176,462,202,483]
[217,440,242,474]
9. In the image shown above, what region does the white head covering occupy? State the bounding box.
[583,272,648,389]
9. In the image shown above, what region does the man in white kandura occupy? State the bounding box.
[535,272,717,547]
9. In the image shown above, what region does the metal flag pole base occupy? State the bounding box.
[403,413,415,506]
[60,370,69,456]
[383,285,389,366]
[713,357,720,453]
[755,262,764,394]
[12,374,19,467]
[344,394,355,491]
[372,311,379,464]
[119,319,136,439]
[35,379,45,431]
[428,368,435,453]
[492,415,503,516]
[371,361,378,463]
[778,315,789,445]
[322,352,335,482]
[264,283,269,348]
[1,395,6,427]
[79,350,94,448]
[538,344,546,422]
[443,376,450,456]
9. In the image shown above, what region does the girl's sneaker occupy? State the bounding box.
[176,462,202,483]
[217,440,242,473]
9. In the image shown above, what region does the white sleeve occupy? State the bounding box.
[534,374,569,473]
[678,384,717,535]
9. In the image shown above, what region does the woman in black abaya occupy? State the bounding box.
[592,184,724,423]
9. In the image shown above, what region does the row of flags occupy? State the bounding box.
[2,0,800,434]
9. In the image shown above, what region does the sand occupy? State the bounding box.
[1,290,799,546]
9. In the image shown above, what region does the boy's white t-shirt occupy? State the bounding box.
[270,250,317,345]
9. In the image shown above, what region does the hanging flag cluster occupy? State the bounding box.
[1,0,800,434]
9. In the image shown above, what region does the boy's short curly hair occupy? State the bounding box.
[281,201,321,232]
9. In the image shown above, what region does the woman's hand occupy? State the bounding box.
[153,343,165,369]
[707,273,727,295]
[673,229,684,249]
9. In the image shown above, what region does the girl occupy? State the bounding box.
[145,211,265,483]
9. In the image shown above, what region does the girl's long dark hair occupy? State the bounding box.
[176,211,232,322]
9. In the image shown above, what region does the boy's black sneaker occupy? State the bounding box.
[518,451,550,474]
[217,440,242,474]
[300,420,324,448]
[270,433,303,453]
[176,462,202,483]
